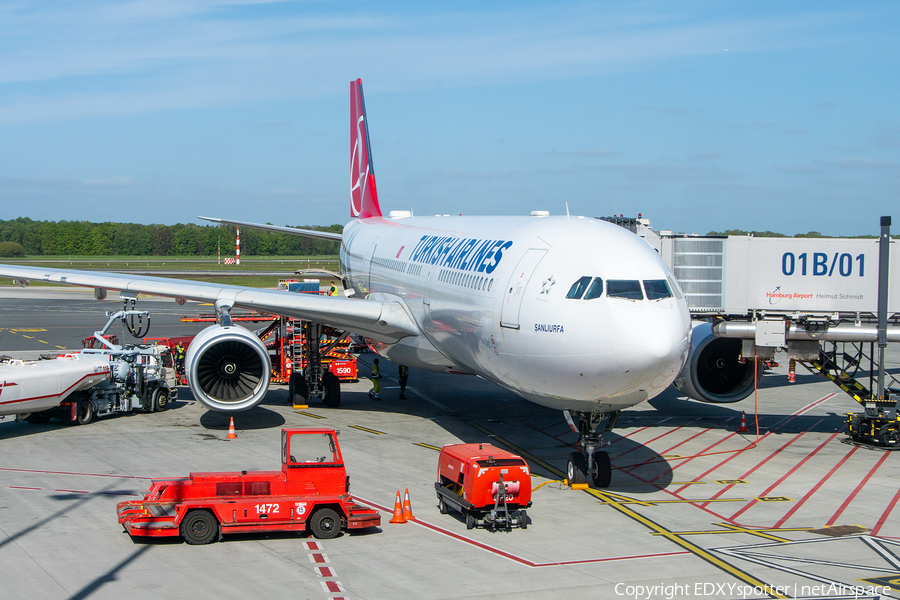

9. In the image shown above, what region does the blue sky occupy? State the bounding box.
[0,1,898,236]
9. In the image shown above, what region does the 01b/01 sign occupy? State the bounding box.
[723,237,899,314]
[781,252,865,278]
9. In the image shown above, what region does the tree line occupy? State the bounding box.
[0,218,342,257]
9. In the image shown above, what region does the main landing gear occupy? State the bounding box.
[564,410,618,488]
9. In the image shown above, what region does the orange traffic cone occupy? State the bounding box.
[227,417,237,439]
[788,358,796,383]
[738,411,749,433]
[401,488,415,521]
[389,490,407,524]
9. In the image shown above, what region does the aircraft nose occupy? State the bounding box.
[612,306,689,375]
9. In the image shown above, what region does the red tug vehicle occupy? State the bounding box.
[117,428,381,544]
[435,443,532,531]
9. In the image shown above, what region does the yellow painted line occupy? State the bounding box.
[55,346,66,349]
[651,523,809,543]
[614,481,705,486]
[10,328,47,332]
[348,425,386,435]
[295,411,325,419]
[756,496,793,502]
[38,340,48,344]
[22,335,34,339]
[715,479,749,485]
[585,488,788,598]
[414,443,441,451]
[644,498,746,504]
[661,454,684,458]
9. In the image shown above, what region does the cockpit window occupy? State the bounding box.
[644,279,673,300]
[583,278,604,300]
[566,276,592,299]
[606,280,643,300]
[667,276,684,300]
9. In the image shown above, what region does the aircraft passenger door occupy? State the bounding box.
[500,249,547,329]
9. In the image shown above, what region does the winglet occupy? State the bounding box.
[350,79,382,219]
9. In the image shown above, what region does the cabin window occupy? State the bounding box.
[644,279,673,300]
[566,276,592,299]
[606,280,644,300]
[583,278,604,300]
[288,433,339,465]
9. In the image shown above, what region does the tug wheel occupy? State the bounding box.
[310,508,341,539]
[182,510,218,545]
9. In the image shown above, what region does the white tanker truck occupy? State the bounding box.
[0,310,179,425]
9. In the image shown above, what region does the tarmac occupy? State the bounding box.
[2,288,900,600]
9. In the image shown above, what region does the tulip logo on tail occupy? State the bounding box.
[350,79,381,218]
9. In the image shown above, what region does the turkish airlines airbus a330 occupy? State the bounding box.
[0,80,760,487]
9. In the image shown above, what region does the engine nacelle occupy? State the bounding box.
[185,324,271,412]
[673,321,761,403]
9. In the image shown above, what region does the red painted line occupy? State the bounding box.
[315,566,335,577]
[871,485,900,536]
[773,446,859,528]
[698,433,809,508]
[620,428,710,475]
[792,393,838,416]
[55,489,90,494]
[826,451,892,526]
[664,431,740,475]
[523,421,572,445]
[310,553,327,564]
[357,496,688,567]
[322,581,343,593]
[0,467,148,479]
[672,416,827,496]
[613,428,682,460]
[305,541,320,551]
[9,486,42,490]
[728,432,841,522]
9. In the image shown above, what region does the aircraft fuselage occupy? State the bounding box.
[341,214,691,413]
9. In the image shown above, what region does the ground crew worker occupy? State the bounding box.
[329,281,339,296]
[398,364,408,399]
[368,358,381,401]
[174,342,185,375]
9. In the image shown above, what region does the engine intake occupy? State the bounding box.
[674,321,761,403]
[185,325,271,412]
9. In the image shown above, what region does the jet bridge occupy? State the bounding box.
[602,215,900,448]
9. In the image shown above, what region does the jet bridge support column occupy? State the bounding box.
[845,216,900,447]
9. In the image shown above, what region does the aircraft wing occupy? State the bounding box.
[0,264,418,343]
[197,217,343,241]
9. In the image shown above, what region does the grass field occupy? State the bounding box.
[0,255,340,288]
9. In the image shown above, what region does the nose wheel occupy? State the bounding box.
[564,410,618,488]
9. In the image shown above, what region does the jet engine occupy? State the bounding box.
[185,324,271,412]
[673,321,761,403]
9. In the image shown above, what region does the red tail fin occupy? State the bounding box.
[350,79,382,219]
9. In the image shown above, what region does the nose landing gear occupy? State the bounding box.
[564,410,618,488]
